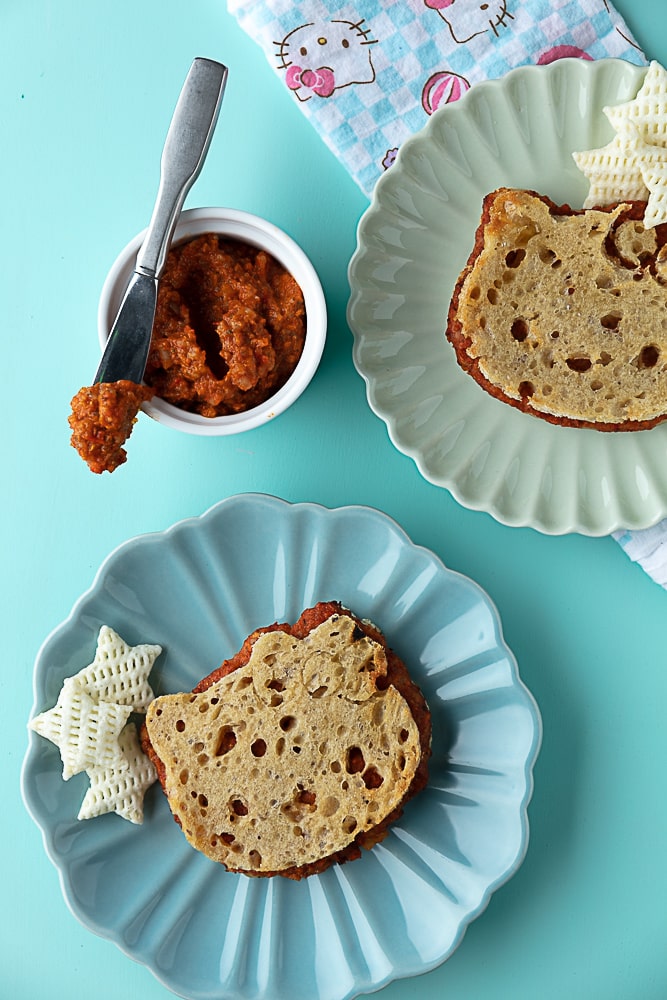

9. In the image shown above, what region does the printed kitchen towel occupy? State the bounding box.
[227,0,644,194]
[228,0,667,590]
[613,524,667,587]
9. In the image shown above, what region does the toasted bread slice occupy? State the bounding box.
[447,188,667,431]
[142,602,431,879]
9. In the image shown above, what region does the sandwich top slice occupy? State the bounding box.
[447,187,667,431]
[142,602,431,879]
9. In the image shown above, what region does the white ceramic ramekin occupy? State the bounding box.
[97,207,327,435]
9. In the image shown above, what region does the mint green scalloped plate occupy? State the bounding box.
[348,58,667,536]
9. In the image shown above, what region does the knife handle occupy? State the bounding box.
[136,58,228,278]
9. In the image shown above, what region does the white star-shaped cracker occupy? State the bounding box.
[635,138,667,228]
[29,623,162,823]
[78,723,157,824]
[29,677,131,780]
[73,625,160,712]
[573,61,667,227]
[604,61,667,147]
[573,133,648,208]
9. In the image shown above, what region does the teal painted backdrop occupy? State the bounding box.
[3,1,666,998]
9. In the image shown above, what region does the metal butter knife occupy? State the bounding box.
[94,57,228,385]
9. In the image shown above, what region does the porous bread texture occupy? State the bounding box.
[447,188,667,430]
[144,614,422,875]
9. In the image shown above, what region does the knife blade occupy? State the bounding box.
[94,57,228,385]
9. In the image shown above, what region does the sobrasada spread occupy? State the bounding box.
[69,234,306,474]
[69,381,154,475]
[145,233,306,417]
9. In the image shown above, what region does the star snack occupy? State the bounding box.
[573,62,667,228]
[29,679,131,780]
[78,723,157,824]
[29,626,161,824]
[75,624,159,712]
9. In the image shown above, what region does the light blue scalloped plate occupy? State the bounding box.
[22,495,541,1000]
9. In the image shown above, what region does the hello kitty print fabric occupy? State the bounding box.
[227,0,643,195]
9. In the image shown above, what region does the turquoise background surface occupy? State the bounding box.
[3,2,666,998]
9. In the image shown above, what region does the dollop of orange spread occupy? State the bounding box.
[144,234,306,417]
[68,381,154,474]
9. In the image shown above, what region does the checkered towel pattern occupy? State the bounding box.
[228,0,667,590]
[228,0,644,193]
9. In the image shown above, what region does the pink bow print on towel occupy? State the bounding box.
[285,65,336,98]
